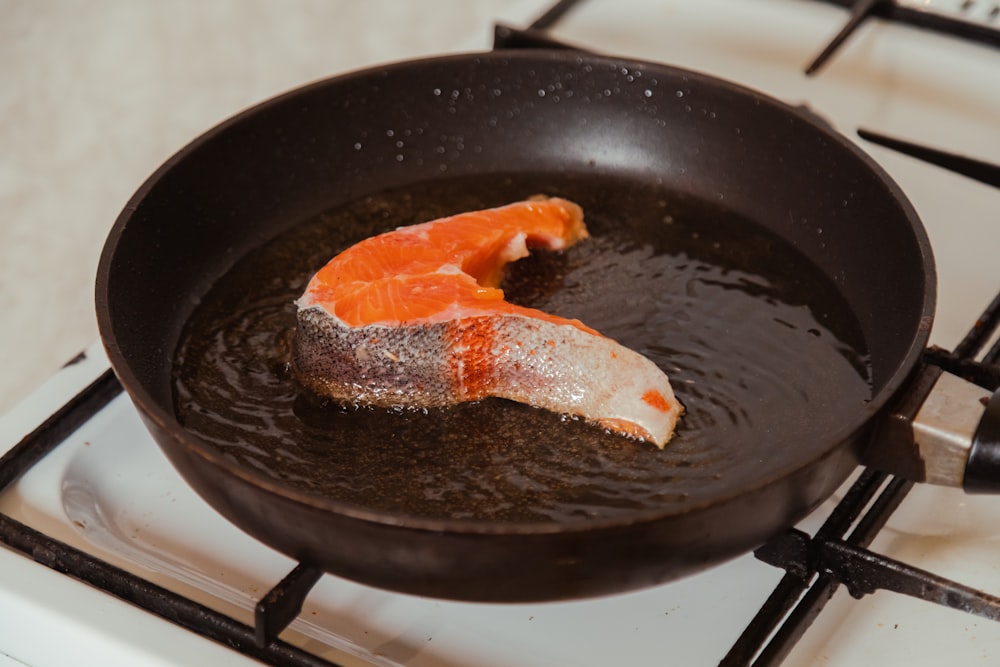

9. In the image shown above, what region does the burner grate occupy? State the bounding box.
[807,0,1000,74]
[720,471,913,666]
[0,369,344,667]
[723,276,1000,665]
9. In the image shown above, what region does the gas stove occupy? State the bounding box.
[2,1,999,665]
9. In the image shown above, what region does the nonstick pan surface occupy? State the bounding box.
[96,51,934,601]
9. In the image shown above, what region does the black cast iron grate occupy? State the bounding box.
[806,0,1000,75]
[498,0,1000,75]
[1,2,999,665]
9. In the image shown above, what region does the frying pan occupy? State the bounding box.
[97,50,966,602]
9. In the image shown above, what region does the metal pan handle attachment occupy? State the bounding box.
[868,366,1000,493]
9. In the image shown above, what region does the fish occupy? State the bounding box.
[293,196,682,447]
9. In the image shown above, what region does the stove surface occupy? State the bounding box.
[2,1,1000,666]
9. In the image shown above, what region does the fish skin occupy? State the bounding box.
[293,197,682,447]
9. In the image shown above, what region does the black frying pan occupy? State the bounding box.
[96,51,939,602]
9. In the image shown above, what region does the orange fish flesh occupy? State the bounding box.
[293,197,682,447]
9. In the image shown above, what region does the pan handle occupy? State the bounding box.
[868,366,1000,493]
[966,388,1000,492]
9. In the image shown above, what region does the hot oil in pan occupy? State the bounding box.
[173,174,871,523]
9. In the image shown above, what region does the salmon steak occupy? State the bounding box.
[293,196,682,447]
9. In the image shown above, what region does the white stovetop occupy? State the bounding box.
[2,1,1000,666]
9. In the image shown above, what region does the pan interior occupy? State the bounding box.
[172,172,872,524]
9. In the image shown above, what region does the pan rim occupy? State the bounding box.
[95,48,937,537]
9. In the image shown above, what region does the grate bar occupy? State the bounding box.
[0,368,122,490]
[527,0,586,30]
[255,563,325,648]
[857,129,1000,188]
[818,538,1000,620]
[805,0,887,75]
[810,0,1000,51]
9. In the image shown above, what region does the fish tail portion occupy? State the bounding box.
[451,314,682,448]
